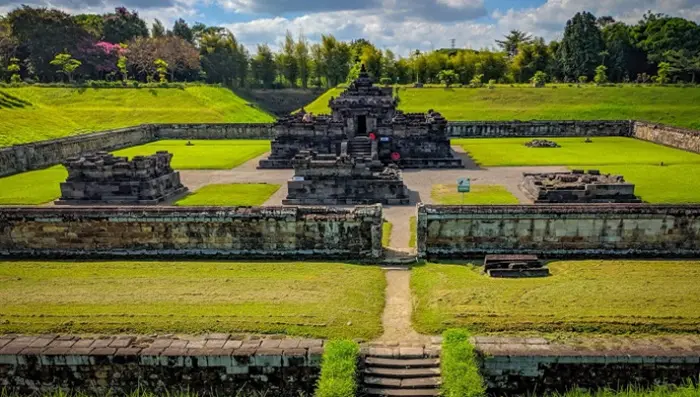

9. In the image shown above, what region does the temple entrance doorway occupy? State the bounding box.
[356,115,367,137]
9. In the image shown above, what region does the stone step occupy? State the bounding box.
[364,357,440,368]
[364,367,440,378]
[364,376,441,389]
[365,388,441,396]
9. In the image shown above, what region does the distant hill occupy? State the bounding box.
[0,85,274,147]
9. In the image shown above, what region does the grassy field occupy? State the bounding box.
[0,261,385,339]
[455,137,700,203]
[0,86,274,146]
[0,166,66,205]
[412,261,700,335]
[305,86,700,129]
[176,184,279,206]
[432,184,520,205]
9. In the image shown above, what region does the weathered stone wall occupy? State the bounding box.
[156,123,273,140]
[0,126,156,177]
[0,205,383,259]
[416,204,700,258]
[0,334,323,396]
[447,120,632,137]
[633,121,700,154]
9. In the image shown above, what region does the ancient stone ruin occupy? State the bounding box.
[56,151,187,205]
[484,255,550,278]
[283,150,410,205]
[259,65,463,169]
[520,169,641,204]
[525,139,560,148]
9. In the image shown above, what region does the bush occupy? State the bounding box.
[441,329,486,397]
[315,340,359,397]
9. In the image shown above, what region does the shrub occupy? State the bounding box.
[578,76,589,84]
[594,65,608,85]
[315,340,359,397]
[531,71,547,88]
[441,329,486,397]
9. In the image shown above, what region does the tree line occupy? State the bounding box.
[1,6,700,87]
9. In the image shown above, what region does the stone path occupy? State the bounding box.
[378,269,427,343]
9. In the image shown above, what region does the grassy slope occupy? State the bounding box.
[113,139,270,170]
[412,261,700,335]
[176,184,280,206]
[432,184,520,205]
[0,261,385,339]
[0,86,274,147]
[456,137,700,203]
[305,86,700,129]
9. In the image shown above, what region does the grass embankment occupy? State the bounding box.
[0,86,274,146]
[315,340,360,397]
[382,222,393,247]
[412,261,700,335]
[552,385,700,397]
[176,184,279,206]
[432,184,519,205]
[441,329,486,397]
[456,137,700,203]
[305,86,700,130]
[0,261,385,339]
[0,140,271,205]
[408,216,416,249]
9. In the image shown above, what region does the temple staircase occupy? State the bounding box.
[349,136,373,158]
[361,345,441,396]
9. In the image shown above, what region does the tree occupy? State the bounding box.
[50,53,81,82]
[437,69,457,87]
[530,71,547,87]
[155,36,200,81]
[594,64,608,84]
[126,36,157,81]
[251,44,276,88]
[558,12,605,80]
[172,18,193,43]
[320,35,351,87]
[664,49,700,83]
[117,53,128,81]
[73,14,104,38]
[496,30,532,57]
[294,33,310,88]
[310,43,324,87]
[102,7,148,44]
[199,27,247,86]
[602,21,648,83]
[654,61,671,84]
[154,58,168,82]
[632,13,700,63]
[279,31,298,87]
[510,37,551,83]
[151,19,165,37]
[7,57,20,83]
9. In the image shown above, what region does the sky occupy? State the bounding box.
[2,0,700,55]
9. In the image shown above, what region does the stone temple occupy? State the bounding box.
[259,65,463,169]
[520,169,641,204]
[56,151,188,205]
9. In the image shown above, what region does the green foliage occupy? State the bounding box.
[559,12,605,80]
[496,30,532,57]
[315,340,359,397]
[412,261,700,334]
[549,383,700,397]
[102,7,148,44]
[408,216,416,248]
[530,70,547,87]
[431,184,520,205]
[175,183,279,206]
[49,53,81,82]
[0,165,66,204]
[172,18,193,43]
[655,62,671,84]
[469,73,484,87]
[251,44,276,88]
[437,69,458,87]
[594,65,608,84]
[0,261,385,338]
[632,13,700,63]
[441,329,486,397]
[7,57,20,83]
[382,222,392,247]
[154,58,168,83]
[117,54,128,81]
[151,18,165,37]
[0,87,273,146]
[578,75,588,84]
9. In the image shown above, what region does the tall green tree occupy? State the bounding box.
[510,37,550,82]
[320,35,351,87]
[294,33,310,88]
[558,11,605,80]
[151,19,165,37]
[102,7,148,43]
[172,18,193,43]
[279,31,298,87]
[632,12,700,63]
[664,49,700,83]
[496,30,532,57]
[50,52,81,82]
[251,44,276,88]
[199,27,247,87]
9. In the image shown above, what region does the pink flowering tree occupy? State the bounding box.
[79,41,125,79]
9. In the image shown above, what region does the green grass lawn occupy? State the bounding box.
[412,261,700,335]
[382,222,393,248]
[176,184,280,206]
[0,165,66,205]
[432,184,520,205]
[113,140,270,170]
[0,261,385,339]
[305,86,700,129]
[455,137,700,167]
[592,164,700,204]
[0,86,274,147]
[408,216,416,249]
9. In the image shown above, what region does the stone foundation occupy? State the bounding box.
[416,204,700,258]
[520,170,641,204]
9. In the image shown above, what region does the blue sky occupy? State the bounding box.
[2,0,700,54]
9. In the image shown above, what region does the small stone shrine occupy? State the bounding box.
[56,151,188,205]
[525,139,560,148]
[520,169,641,204]
[283,149,410,205]
[259,65,462,169]
[484,255,550,278]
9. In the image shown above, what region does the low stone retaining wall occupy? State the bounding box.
[416,204,700,258]
[0,334,323,396]
[0,205,383,259]
[475,336,700,395]
[447,120,632,138]
[156,123,273,140]
[633,121,700,154]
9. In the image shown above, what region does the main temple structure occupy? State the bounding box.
[258,65,463,170]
